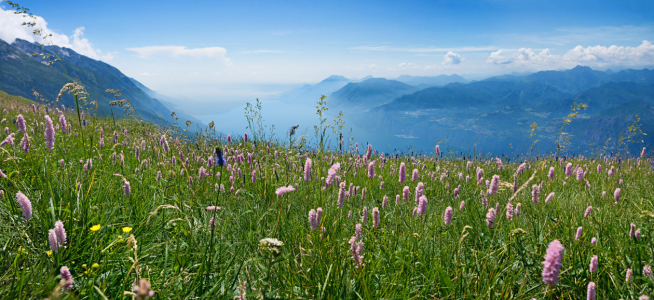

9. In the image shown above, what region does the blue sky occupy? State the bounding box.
[1,0,653,102]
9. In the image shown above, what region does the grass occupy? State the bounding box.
[0,92,653,299]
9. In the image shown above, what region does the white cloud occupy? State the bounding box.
[126,45,232,65]
[0,5,114,61]
[486,41,654,68]
[442,51,464,65]
[487,48,558,66]
[398,62,415,69]
[562,40,654,66]
[368,64,377,69]
[243,49,282,54]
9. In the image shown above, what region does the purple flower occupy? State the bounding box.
[59,114,67,133]
[591,237,597,246]
[48,229,58,252]
[565,163,573,176]
[16,114,26,132]
[402,186,410,201]
[587,282,596,300]
[576,167,584,181]
[584,206,592,218]
[412,169,418,181]
[60,266,74,291]
[55,220,66,247]
[548,167,555,179]
[416,196,428,216]
[362,207,368,223]
[545,192,555,204]
[275,185,295,196]
[506,201,514,220]
[516,203,521,216]
[16,191,32,221]
[435,144,441,156]
[542,240,564,287]
[626,268,633,285]
[532,184,540,204]
[355,224,362,240]
[372,207,380,228]
[382,195,388,208]
[124,180,131,196]
[488,175,500,196]
[304,158,311,182]
[444,206,453,225]
[630,223,636,238]
[459,200,465,210]
[589,255,598,273]
[399,162,406,183]
[644,265,653,279]
[308,209,318,231]
[575,226,583,240]
[367,161,375,179]
[44,115,55,151]
[486,208,496,228]
[337,182,346,208]
[614,188,621,202]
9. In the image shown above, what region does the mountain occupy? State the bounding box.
[0,38,200,127]
[394,74,468,87]
[280,75,351,105]
[538,81,654,116]
[350,66,654,155]
[128,78,203,126]
[329,78,419,109]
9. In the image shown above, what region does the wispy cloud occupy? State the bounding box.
[242,50,283,54]
[351,45,498,53]
[126,45,232,65]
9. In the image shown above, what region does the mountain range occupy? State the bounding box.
[0,38,202,128]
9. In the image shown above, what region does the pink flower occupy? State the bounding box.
[205,206,221,211]
[459,201,465,210]
[614,188,621,202]
[372,207,380,228]
[630,223,636,238]
[542,240,564,287]
[626,268,633,285]
[382,195,388,208]
[308,209,318,231]
[488,175,499,195]
[548,166,555,179]
[584,206,592,218]
[16,191,32,221]
[412,169,418,181]
[362,207,368,223]
[402,186,410,201]
[532,184,540,204]
[506,201,514,220]
[435,144,441,156]
[545,192,555,204]
[275,185,295,196]
[16,114,26,132]
[589,255,598,273]
[337,182,346,208]
[587,282,596,300]
[304,158,311,182]
[565,163,573,176]
[443,206,453,225]
[399,162,406,183]
[60,266,74,291]
[516,203,521,216]
[575,226,583,240]
[486,208,496,228]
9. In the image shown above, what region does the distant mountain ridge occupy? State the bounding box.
[0,38,202,127]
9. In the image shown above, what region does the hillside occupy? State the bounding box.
[0,38,200,127]
[329,78,419,109]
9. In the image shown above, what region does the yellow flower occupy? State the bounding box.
[46,250,53,256]
[92,263,100,270]
[90,224,101,231]
[122,227,132,233]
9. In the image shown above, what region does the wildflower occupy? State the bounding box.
[545,192,555,204]
[16,114,26,132]
[368,161,375,179]
[531,184,540,204]
[642,147,647,157]
[372,207,380,228]
[156,171,162,183]
[205,206,221,211]
[0,169,6,178]
[16,191,32,221]
[362,207,368,223]
[601,191,606,198]
[516,203,522,216]
[48,229,59,252]
[444,206,453,225]
[60,266,74,291]
[304,158,311,182]
[59,114,67,133]
[626,268,633,285]
[275,185,295,196]
[644,265,653,279]
[55,220,66,247]
[399,162,406,183]
[589,255,598,273]
[435,144,441,156]
[459,200,465,210]
[123,227,132,233]
[337,182,346,208]
[576,167,584,181]
[591,237,597,245]
[587,282,596,300]
[597,164,602,173]
[90,224,101,231]
[308,209,318,231]
[227,134,231,143]
[630,223,636,238]
[235,281,246,300]
[487,175,499,195]
[584,206,592,218]
[548,167,554,179]
[486,208,496,228]
[506,201,514,220]
[382,195,388,208]
[614,188,621,202]
[259,238,284,257]
[244,132,248,142]
[355,224,362,240]
[412,168,418,181]
[565,163,572,176]
[542,240,564,287]
[636,229,641,239]
[0,133,15,147]
[124,180,131,196]
[575,226,583,240]
[132,278,155,300]
[416,196,428,216]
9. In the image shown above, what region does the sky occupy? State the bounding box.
[1,0,654,103]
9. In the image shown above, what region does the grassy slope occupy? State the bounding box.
[0,90,653,299]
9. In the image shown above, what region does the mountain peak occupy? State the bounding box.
[322,75,349,82]
[571,65,593,72]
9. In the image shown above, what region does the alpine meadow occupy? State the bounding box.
[2,1,654,299]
